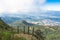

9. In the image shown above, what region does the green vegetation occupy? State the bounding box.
[0,18,27,40]
[9,20,60,40]
[0,18,60,40]
[0,30,27,40]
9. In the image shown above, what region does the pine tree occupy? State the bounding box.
[34,30,45,40]
[17,26,19,34]
[32,27,34,36]
[23,26,25,34]
[28,26,29,34]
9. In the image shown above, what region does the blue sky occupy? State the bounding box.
[47,0,60,3]
[0,0,60,14]
[41,0,60,11]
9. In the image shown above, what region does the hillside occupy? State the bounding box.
[0,17,12,30]
[9,20,35,28]
[0,17,60,40]
[9,19,60,40]
[0,18,28,40]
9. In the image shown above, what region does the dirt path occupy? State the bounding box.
[14,33,37,40]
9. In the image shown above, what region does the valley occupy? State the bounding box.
[0,11,60,40]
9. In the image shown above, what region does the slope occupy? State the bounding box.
[0,17,12,30]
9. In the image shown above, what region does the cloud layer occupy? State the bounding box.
[42,4,60,11]
[0,0,60,14]
[0,0,46,13]
[0,0,33,13]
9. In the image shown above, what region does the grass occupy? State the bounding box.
[0,30,27,40]
[0,25,60,40]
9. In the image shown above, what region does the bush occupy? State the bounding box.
[0,31,12,40]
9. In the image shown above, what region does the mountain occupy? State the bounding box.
[9,20,34,28]
[1,11,60,26]
[22,20,34,26]
[0,17,12,30]
[1,16,21,24]
[0,11,60,40]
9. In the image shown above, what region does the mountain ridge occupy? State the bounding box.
[1,11,60,26]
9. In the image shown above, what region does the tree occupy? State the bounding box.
[28,26,29,34]
[34,30,45,40]
[23,26,25,34]
[17,26,19,34]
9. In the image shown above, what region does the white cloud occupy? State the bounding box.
[0,0,46,13]
[42,4,60,11]
[39,0,46,4]
[0,0,60,15]
[0,0,60,14]
[0,0,33,13]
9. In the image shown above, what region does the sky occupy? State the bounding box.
[47,0,60,3]
[0,0,60,14]
[44,0,60,11]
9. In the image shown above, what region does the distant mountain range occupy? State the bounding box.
[1,16,20,24]
[1,11,60,26]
